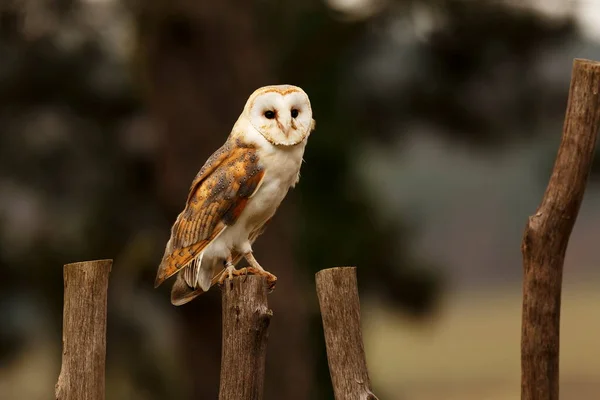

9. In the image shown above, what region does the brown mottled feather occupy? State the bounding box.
[170,218,272,305]
[154,141,265,288]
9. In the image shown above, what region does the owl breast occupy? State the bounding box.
[203,140,306,261]
[242,140,306,229]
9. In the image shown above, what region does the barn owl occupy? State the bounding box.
[154,84,315,306]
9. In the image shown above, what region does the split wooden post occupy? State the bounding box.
[316,267,378,400]
[55,259,113,400]
[521,58,600,400]
[219,275,272,400]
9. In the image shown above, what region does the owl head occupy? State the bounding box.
[243,84,314,146]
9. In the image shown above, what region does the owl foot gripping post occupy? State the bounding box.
[216,253,277,292]
[154,84,315,305]
[243,252,278,290]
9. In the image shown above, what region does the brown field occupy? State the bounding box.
[363,277,600,400]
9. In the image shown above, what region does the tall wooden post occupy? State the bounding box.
[55,259,112,400]
[521,58,600,400]
[219,275,272,400]
[316,267,378,400]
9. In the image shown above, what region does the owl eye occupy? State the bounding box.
[291,109,299,118]
[264,110,276,119]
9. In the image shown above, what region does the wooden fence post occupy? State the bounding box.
[521,58,600,400]
[219,275,272,400]
[55,259,112,400]
[316,267,378,400]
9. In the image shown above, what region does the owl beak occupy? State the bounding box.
[284,120,298,138]
[276,119,285,134]
[277,116,293,137]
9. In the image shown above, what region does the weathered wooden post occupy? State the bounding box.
[55,259,112,400]
[521,58,600,400]
[219,275,272,400]
[316,267,378,400]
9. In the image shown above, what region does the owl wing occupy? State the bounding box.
[154,141,265,288]
[170,217,273,305]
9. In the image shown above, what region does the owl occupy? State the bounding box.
[154,84,315,305]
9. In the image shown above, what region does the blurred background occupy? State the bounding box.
[1,0,600,399]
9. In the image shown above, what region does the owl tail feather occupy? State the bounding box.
[171,261,225,306]
[171,273,205,306]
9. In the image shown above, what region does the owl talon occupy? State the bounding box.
[243,252,277,291]
[245,266,277,291]
[218,263,235,286]
[218,265,251,287]
[236,267,249,283]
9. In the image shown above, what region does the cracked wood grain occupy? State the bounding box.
[55,259,112,400]
[219,275,272,400]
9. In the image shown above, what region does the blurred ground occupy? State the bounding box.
[364,277,600,399]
